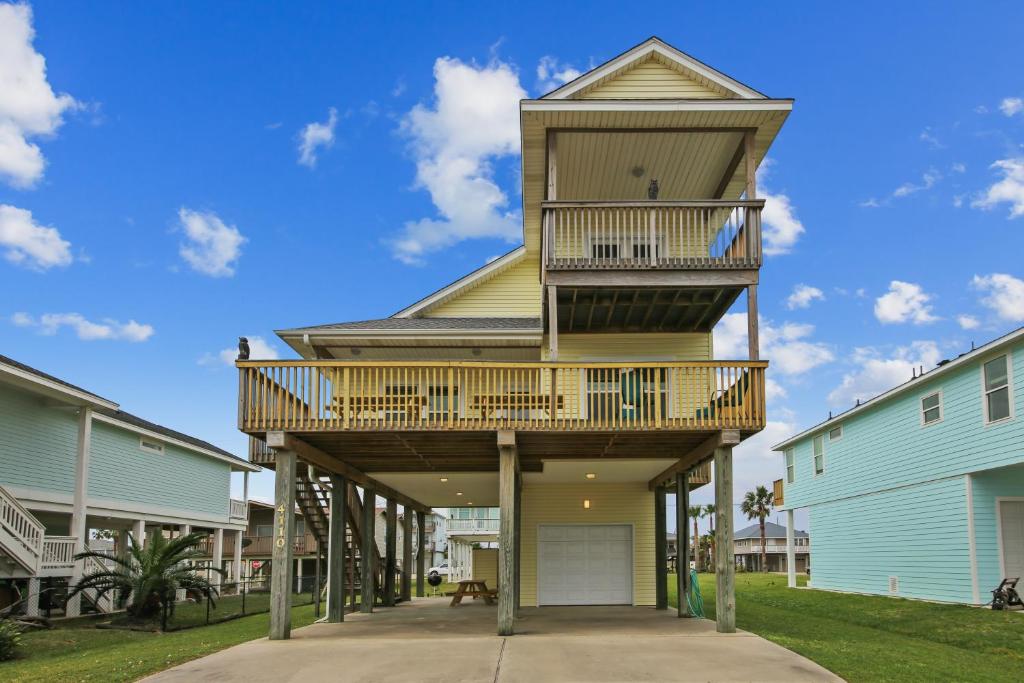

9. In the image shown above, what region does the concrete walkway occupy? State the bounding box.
[145,599,842,682]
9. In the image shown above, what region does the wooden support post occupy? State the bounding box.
[677,472,692,617]
[655,486,667,610]
[547,285,558,361]
[327,474,347,622]
[514,470,522,617]
[747,284,759,361]
[744,130,756,199]
[212,528,224,590]
[232,529,243,584]
[714,446,736,633]
[384,499,397,606]
[786,509,797,589]
[498,432,518,636]
[361,486,375,613]
[416,510,426,598]
[401,507,413,602]
[546,131,557,200]
[270,449,297,640]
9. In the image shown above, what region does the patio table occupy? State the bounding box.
[449,579,497,606]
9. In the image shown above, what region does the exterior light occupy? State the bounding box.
[440,477,448,483]
[456,491,463,496]
[468,502,474,506]
[583,499,591,510]
[585,473,596,480]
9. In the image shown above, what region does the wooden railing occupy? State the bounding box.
[237,360,767,433]
[40,536,78,571]
[229,499,248,520]
[447,518,500,533]
[543,200,763,270]
[0,483,44,572]
[198,533,320,557]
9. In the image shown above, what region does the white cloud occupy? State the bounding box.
[177,208,246,277]
[971,273,1024,322]
[957,314,980,330]
[874,281,939,325]
[786,284,824,310]
[827,341,942,407]
[714,313,834,375]
[951,162,966,174]
[972,158,1024,218]
[0,4,78,188]
[391,56,526,264]
[764,378,787,401]
[0,203,71,269]
[892,168,941,198]
[12,312,154,342]
[999,97,1023,117]
[536,56,581,94]
[919,128,943,149]
[200,335,279,367]
[297,107,338,167]
[757,160,805,255]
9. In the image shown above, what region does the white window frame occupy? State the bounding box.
[812,435,825,476]
[139,437,164,455]
[920,389,944,426]
[828,425,843,442]
[785,448,795,484]
[981,352,1014,425]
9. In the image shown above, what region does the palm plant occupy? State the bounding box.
[68,531,221,622]
[687,505,702,571]
[740,485,775,572]
[703,504,716,570]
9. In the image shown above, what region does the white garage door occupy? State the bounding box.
[1000,501,1024,579]
[538,525,632,605]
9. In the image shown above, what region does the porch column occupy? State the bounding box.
[744,129,759,361]
[498,431,518,636]
[360,486,375,613]
[786,509,797,588]
[327,474,348,622]
[269,449,297,640]
[401,508,413,602]
[384,499,397,606]
[212,528,224,590]
[67,406,92,618]
[176,523,191,602]
[714,446,736,633]
[233,529,243,584]
[514,469,522,616]
[677,471,692,617]
[26,578,40,617]
[547,286,558,360]
[132,519,146,547]
[416,510,426,598]
[655,486,667,610]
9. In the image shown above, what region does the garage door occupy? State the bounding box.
[538,525,632,605]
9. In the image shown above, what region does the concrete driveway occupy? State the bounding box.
[145,599,842,683]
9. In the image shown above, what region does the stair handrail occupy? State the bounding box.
[0,484,44,569]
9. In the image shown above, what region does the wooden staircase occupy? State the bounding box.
[0,483,44,576]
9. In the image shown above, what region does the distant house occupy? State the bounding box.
[734,521,808,573]
[774,328,1024,604]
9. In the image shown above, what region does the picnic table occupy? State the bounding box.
[449,579,497,606]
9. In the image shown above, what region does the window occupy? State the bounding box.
[813,435,825,475]
[983,355,1012,423]
[921,391,943,425]
[591,242,619,260]
[255,524,272,537]
[785,449,795,484]
[139,437,164,454]
[828,425,843,441]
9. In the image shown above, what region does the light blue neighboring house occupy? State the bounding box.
[0,354,260,617]
[772,327,1024,604]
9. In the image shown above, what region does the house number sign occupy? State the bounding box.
[276,504,286,548]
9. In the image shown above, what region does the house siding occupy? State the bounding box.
[971,463,1024,596]
[88,419,230,517]
[0,383,79,495]
[549,333,712,361]
[808,476,974,603]
[578,60,725,100]
[519,482,654,607]
[472,547,498,586]
[424,256,542,318]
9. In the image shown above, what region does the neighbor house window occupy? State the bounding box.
[785,449,795,483]
[813,435,825,475]
[921,391,943,425]
[828,425,843,441]
[591,242,619,260]
[983,355,1012,423]
[139,437,164,454]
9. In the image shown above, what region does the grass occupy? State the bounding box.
[670,572,1024,683]
[0,603,319,682]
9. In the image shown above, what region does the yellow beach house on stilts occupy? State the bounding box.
[236,36,791,638]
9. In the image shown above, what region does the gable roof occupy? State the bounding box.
[735,521,807,540]
[279,317,542,334]
[0,353,117,409]
[543,36,765,101]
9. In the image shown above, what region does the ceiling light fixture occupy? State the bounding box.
[585,473,597,480]
[456,491,463,496]
[440,477,448,483]
[583,499,591,510]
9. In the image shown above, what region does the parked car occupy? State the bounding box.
[428,562,450,577]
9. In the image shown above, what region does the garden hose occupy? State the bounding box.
[686,568,704,617]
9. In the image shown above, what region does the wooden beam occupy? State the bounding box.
[747,285,760,361]
[498,434,517,635]
[546,130,557,200]
[384,499,397,606]
[360,485,376,613]
[547,285,558,360]
[714,446,736,633]
[744,130,757,199]
[714,137,748,199]
[327,473,347,622]
[648,430,740,490]
[266,431,430,513]
[545,269,758,289]
[655,486,667,610]
[416,510,426,598]
[269,449,297,640]
[676,472,691,617]
[401,506,413,602]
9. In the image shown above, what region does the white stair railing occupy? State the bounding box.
[80,555,116,613]
[0,484,44,573]
[40,536,78,573]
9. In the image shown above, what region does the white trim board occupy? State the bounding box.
[965,474,980,604]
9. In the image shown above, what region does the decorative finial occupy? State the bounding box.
[647,179,659,200]
[237,337,250,361]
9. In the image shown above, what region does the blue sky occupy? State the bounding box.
[2,2,1023,532]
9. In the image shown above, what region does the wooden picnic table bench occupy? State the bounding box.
[471,393,564,416]
[449,579,497,606]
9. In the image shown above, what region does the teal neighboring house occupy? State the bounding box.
[772,328,1024,604]
[0,354,259,617]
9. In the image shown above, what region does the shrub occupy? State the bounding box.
[0,618,22,661]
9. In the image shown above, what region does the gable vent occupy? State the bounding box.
[888,576,899,594]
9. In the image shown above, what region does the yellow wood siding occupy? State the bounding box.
[578,61,725,100]
[520,482,655,606]
[424,257,542,318]
[472,547,498,586]
[546,333,712,361]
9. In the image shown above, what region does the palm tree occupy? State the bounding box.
[740,485,775,572]
[703,504,716,570]
[68,531,221,622]
[687,505,703,571]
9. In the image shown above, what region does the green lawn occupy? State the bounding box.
[670,572,1024,683]
[1,603,319,683]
